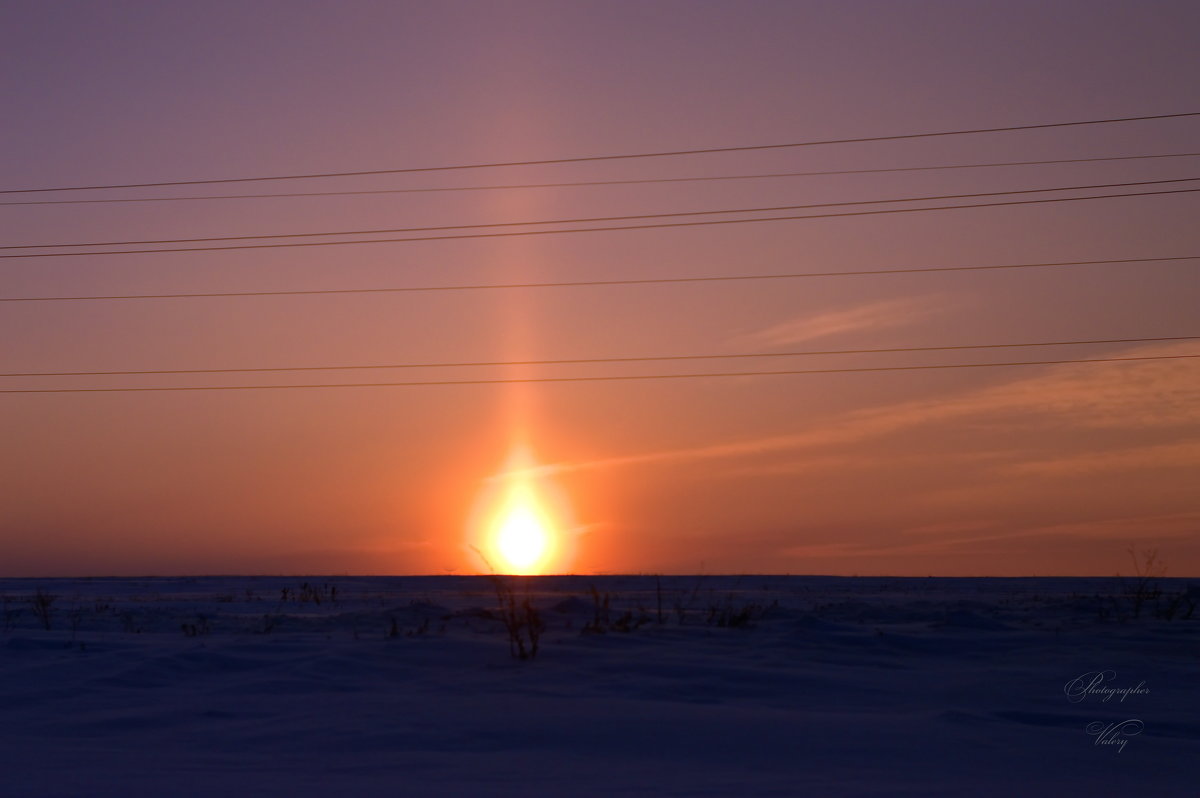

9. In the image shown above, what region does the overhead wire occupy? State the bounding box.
[4,176,1197,252]
[4,335,1194,378]
[1,151,1197,207]
[3,186,1198,260]
[2,354,1197,394]
[3,110,1197,194]
[1,254,1195,304]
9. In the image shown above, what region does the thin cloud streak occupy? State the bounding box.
[732,295,953,349]
[493,341,1200,482]
[780,511,1200,561]
[1001,440,1200,477]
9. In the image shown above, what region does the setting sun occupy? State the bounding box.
[468,445,574,575]
[492,486,554,573]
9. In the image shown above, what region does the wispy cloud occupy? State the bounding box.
[492,341,1200,483]
[732,295,951,349]
[715,449,1021,480]
[779,511,1200,561]
[899,519,1006,538]
[1001,440,1200,478]
[777,541,868,558]
[486,431,845,482]
[896,511,1200,553]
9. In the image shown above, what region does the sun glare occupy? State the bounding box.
[468,445,574,575]
[493,487,553,573]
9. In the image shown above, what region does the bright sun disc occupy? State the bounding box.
[495,498,550,571]
[468,445,574,575]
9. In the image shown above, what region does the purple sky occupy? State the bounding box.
[2,1,1198,576]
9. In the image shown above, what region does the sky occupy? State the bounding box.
[1,0,1198,576]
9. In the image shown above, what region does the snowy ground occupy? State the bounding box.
[0,575,1196,797]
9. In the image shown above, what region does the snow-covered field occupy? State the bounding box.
[0,575,1195,797]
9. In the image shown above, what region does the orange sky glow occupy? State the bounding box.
[1,2,1198,577]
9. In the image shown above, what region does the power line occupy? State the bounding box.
[4,187,1198,260]
[7,176,1197,251]
[6,336,1192,378]
[3,151,1198,207]
[2,354,1196,394]
[4,111,1197,195]
[0,254,1194,304]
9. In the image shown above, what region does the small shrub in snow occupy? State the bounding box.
[489,575,544,660]
[1101,549,1198,623]
[1,596,18,631]
[68,606,85,640]
[181,615,211,637]
[282,582,338,605]
[582,586,650,634]
[32,589,55,631]
[1156,587,1197,621]
[119,611,141,634]
[1125,547,1164,619]
[255,613,281,635]
[705,595,776,628]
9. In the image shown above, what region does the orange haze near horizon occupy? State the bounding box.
[1,2,1199,577]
